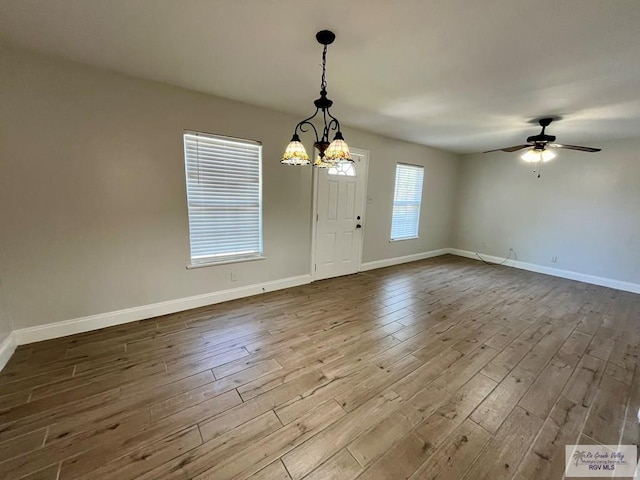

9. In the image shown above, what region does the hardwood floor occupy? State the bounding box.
[1,255,639,480]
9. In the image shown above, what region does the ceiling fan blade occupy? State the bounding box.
[549,143,601,152]
[483,144,531,153]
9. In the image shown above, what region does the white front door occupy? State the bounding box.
[313,149,368,280]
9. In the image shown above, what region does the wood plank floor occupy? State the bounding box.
[1,255,639,480]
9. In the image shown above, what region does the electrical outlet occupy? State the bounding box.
[551,256,558,263]
[230,272,238,282]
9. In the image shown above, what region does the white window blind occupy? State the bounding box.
[391,163,424,241]
[183,131,263,265]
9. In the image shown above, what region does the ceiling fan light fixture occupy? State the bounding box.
[521,148,556,163]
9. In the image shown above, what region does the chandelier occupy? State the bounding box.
[281,30,353,168]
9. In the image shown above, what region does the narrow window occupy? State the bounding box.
[390,163,424,241]
[183,131,263,266]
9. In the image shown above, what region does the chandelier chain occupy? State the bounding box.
[320,44,328,91]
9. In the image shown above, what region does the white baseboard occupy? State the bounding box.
[12,274,313,346]
[360,248,450,272]
[448,248,640,294]
[0,332,17,371]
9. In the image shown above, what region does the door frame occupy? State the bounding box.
[310,147,370,281]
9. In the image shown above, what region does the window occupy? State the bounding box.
[327,162,356,176]
[183,131,263,266]
[390,163,424,241]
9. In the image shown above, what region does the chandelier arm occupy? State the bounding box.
[294,109,321,142]
[325,111,341,135]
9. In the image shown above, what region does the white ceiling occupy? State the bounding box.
[1,0,639,153]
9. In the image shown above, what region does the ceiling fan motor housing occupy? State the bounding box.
[527,117,556,144]
[526,133,556,143]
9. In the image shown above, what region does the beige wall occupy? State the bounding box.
[1,45,638,338]
[0,47,459,330]
[0,282,11,346]
[453,139,640,284]
[355,136,459,262]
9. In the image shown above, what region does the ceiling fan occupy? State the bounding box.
[484,118,601,163]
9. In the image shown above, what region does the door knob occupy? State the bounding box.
[356,224,362,229]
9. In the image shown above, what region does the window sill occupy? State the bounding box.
[186,256,266,269]
[390,237,419,242]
